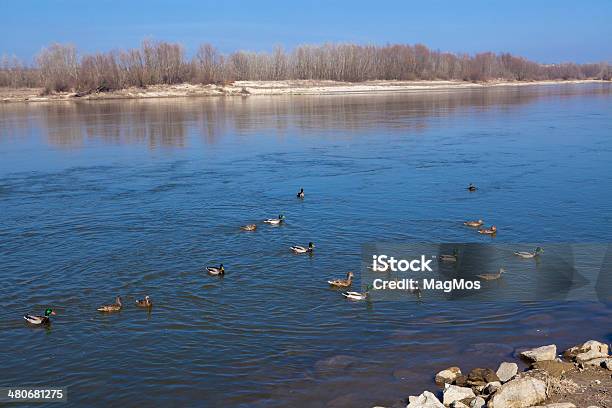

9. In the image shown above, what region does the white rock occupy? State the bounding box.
[576,349,609,363]
[564,340,609,362]
[443,385,475,406]
[470,396,485,408]
[482,381,502,396]
[488,377,547,408]
[520,345,557,362]
[406,390,445,408]
[435,366,462,385]
[496,362,518,383]
[603,359,612,370]
[581,357,611,367]
[544,404,576,408]
[451,402,470,408]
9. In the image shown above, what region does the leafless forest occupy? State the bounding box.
[1,41,610,93]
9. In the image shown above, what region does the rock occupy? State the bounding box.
[603,359,612,370]
[496,362,518,383]
[450,402,470,408]
[579,357,612,367]
[576,349,609,364]
[406,390,445,408]
[488,377,547,408]
[455,374,469,387]
[467,368,500,387]
[436,367,462,386]
[563,340,609,362]
[520,345,557,362]
[530,360,575,377]
[470,396,486,408]
[482,381,501,396]
[443,385,475,406]
[543,404,576,408]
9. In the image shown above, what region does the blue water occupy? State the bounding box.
[0,84,611,407]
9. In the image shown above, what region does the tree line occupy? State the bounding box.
[1,41,610,93]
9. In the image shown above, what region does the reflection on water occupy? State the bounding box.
[1,84,610,149]
[0,84,611,408]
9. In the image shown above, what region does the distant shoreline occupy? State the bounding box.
[1,79,608,103]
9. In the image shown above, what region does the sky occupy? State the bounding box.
[1,0,611,64]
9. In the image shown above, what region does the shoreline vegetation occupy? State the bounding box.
[1,41,611,103]
[0,79,608,103]
[398,340,612,408]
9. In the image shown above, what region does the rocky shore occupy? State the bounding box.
[380,340,611,408]
[0,79,607,103]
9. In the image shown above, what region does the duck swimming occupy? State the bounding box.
[439,248,459,262]
[328,272,354,288]
[97,296,122,312]
[464,219,484,227]
[291,242,314,254]
[24,308,56,325]
[264,214,285,225]
[241,224,257,231]
[342,291,368,300]
[478,225,497,235]
[514,247,544,259]
[136,295,153,308]
[207,264,225,276]
[297,188,304,199]
[477,268,505,281]
[467,183,477,192]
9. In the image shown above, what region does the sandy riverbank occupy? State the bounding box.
[0,79,607,103]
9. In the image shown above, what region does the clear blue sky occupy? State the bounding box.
[2,0,611,63]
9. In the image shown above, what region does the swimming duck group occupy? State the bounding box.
[25,184,546,323]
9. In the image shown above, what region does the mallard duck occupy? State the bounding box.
[297,188,304,199]
[328,272,354,288]
[439,248,459,262]
[24,308,56,325]
[241,224,257,231]
[264,214,285,225]
[291,242,314,254]
[464,219,484,227]
[97,296,122,312]
[207,264,225,276]
[135,295,153,308]
[467,183,477,192]
[342,291,368,300]
[478,225,497,235]
[514,247,544,259]
[477,268,505,280]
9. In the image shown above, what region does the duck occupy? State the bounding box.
[264,214,285,225]
[135,295,153,308]
[290,242,314,254]
[514,247,544,259]
[478,225,497,235]
[477,268,505,281]
[24,308,56,325]
[207,264,225,276]
[297,188,304,199]
[464,219,484,227]
[342,291,369,300]
[467,183,477,192]
[439,248,459,262]
[241,224,257,231]
[97,296,122,312]
[328,272,354,288]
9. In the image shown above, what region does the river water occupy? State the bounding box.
[1,84,611,407]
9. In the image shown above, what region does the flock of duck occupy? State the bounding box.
[23,184,544,325]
